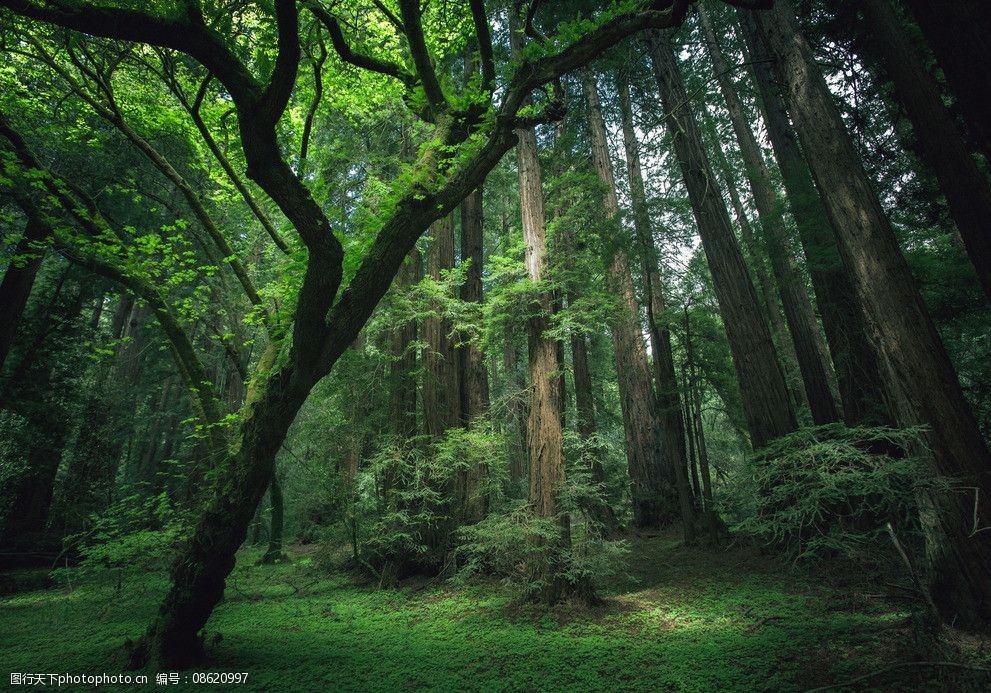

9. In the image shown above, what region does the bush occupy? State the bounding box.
[455,469,627,601]
[53,492,188,585]
[336,425,510,579]
[727,424,948,560]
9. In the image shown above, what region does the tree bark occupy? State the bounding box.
[902,0,991,167]
[0,218,47,370]
[647,30,796,450]
[617,71,697,542]
[260,474,285,563]
[422,214,461,438]
[390,249,420,441]
[753,0,991,629]
[459,188,490,423]
[582,67,675,528]
[856,0,991,300]
[738,8,889,426]
[127,363,309,668]
[458,187,490,522]
[699,5,839,425]
[511,45,570,605]
[705,125,805,413]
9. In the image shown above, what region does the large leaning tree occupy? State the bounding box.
[0,0,769,668]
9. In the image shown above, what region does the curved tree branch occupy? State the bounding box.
[0,0,264,108]
[260,0,302,124]
[307,1,416,88]
[0,113,227,455]
[468,0,495,93]
[397,0,448,115]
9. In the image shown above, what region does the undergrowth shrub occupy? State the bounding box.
[52,491,188,586]
[455,468,628,601]
[725,424,948,560]
[327,425,510,579]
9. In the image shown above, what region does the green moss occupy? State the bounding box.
[1,539,985,691]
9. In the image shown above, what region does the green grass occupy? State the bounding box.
[1,533,988,691]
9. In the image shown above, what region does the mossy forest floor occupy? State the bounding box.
[2,530,989,691]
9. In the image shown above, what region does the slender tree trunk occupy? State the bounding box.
[458,187,490,522]
[137,377,177,493]
[683,308,716,537]
[706,127,806,413]
[647,30,796,450]
[855,0,991,300]
[753,0,991,629]
[260,475,285,563]
[738,9,888,426]
[709,131,789,355]
[699,6,839,425]
[583,67,674,528]
[617,71,697,542]
[390,249,420,441]
[691,366,717,538]
[459,188,490,423]
[902,0,991,166]
[422,214,461,438]
[0,218,47,370]
[681,364,701,504]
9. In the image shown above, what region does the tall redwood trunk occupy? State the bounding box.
[857,0,991,300]
[902,0,991,166]
[699,6,839,425]
[459,188,490,422]
[390,249,420,440]
[423,214,461,438]
[616,71,697,541]
[753,0,991,629]
[738,9,888,426]
[0,218,47,370]
[458,187,490,522]
[647,30,796,450]
[510,16,570,602]
[582,67,675,527]
[705,127,805,412]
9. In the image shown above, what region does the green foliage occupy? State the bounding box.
[12,533,986,691]
[325,425,511,577]
[455,469,628,601]
[54,492,188,583]
[728,425,947,560]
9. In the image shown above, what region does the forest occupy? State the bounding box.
[1,0,990,690]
